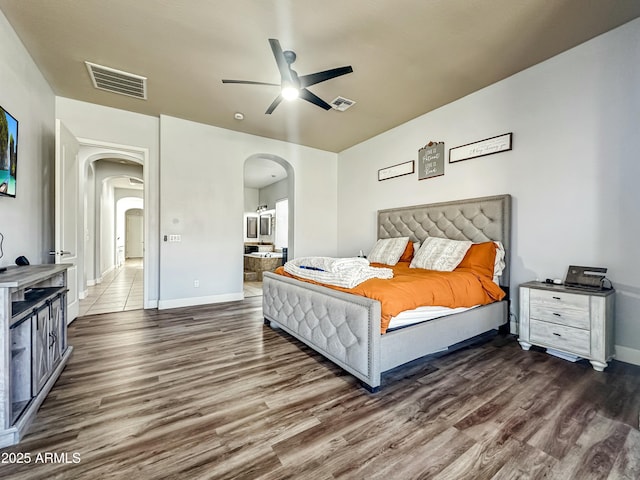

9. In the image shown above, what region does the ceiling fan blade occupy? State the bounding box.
[299,88,332,110]
[299,66,353,88]
[222,79,279,86]
[268,38,294,84]
[265,95,283,114]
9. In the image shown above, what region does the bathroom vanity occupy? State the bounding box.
[243,244,283,281]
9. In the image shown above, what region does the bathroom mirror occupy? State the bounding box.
[260,215,272,235]
[247,216,257,238]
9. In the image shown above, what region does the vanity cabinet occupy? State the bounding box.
[0,265,73,447]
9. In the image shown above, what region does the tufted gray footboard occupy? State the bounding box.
[262,271,382,390]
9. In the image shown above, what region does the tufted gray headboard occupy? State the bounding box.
[378,194,512,287]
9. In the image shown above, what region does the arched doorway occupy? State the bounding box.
[77,142,150,315]
[243,154,294,297]
[124,208,144,260]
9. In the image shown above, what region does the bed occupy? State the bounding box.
[262,194,511,391]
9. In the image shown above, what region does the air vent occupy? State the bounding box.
[85,61,147,100]
[330,96,356,111]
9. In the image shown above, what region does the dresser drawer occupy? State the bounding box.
[530,319,591,357]
[529,289,590,329]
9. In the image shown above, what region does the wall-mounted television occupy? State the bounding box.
[0,105,18,198]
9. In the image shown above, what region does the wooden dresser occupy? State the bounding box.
[0,265,73,447]
[518,281,615,371]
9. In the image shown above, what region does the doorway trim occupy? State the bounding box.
[76,137,156,309]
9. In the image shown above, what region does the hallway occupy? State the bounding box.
[79,258,144,316]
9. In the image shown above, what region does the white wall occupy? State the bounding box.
[337,19,640,361]
[259,178,288,210]
[0,11,55,267]
[243,187,259,243]
[244,187,259,212]
[99,180,115,276]
[159,115,338,308]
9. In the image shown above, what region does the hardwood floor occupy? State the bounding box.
[2,297,639,479]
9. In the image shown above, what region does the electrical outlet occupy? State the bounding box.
[194,280,199,288]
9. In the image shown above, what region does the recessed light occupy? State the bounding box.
[234,112,244,120]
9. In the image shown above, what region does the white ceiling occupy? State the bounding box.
[244,156,287,189]
[2,1,639,153]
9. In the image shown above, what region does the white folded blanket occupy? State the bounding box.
[284,256,393,289]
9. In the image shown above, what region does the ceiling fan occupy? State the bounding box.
[222,39,353,114]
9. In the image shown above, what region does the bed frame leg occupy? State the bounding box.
[361,382,380,394]
[264,318,281,330]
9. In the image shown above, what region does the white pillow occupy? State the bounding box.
[493,241,506,281]
[410,237,472,271]
[367,237,409,266]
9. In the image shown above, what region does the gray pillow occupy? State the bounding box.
[367,237,410,266]
[410,237,472,271]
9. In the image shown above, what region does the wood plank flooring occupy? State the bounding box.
[1,297,639,479]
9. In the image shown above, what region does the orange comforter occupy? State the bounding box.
[274,261,505,334]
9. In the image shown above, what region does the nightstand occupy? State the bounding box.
[518,281,615,371]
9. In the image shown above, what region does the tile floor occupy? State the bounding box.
[243,281,263,298]
[79,258,144,316]
[80,261,261,316]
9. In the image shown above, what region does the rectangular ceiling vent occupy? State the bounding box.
[330,96,356,111]
[85,61,147,100]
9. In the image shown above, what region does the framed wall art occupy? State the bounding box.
[449,133,512,163]
[418,142,445,180]
[378,160,414,181]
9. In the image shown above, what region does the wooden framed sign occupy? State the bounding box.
[378,160,414,181]
[418,142,445,180]
[449,132,512,163]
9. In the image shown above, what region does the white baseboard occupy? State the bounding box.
[157,293,243,310]
[144,300,158,309]
[79,289,88,300]
[102,265,115,277]
[615,345,640,366]
[87,279,96,287]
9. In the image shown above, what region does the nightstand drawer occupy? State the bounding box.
[529,289,590,329]
[530,319,591,357]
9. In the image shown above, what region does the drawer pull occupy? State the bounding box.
[553,332,562,337]
[553,313,562,317]
[552,296,561,300]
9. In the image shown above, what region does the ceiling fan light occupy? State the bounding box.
[281,86,299,101]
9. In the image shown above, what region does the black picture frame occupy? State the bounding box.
[449,132,513,163]
[378,160,414,181]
